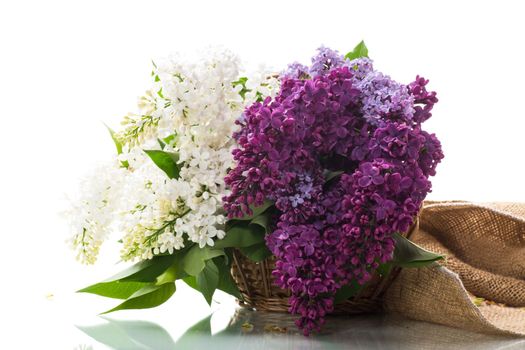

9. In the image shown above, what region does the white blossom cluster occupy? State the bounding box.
[68,48,280,264]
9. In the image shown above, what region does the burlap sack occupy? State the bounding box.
[384,201,525,336]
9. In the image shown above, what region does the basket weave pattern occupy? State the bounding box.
[231,218,419,314]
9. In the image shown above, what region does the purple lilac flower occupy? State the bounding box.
[353,71,415,125]
[281,61,310,80]
[409,75,439,123]
[345,57,374,80]
[224,47,443,335]
[309,46,345,77]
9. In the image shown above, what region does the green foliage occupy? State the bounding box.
[101,283,176,314]
[196,260,219,305]
[376,262,393,277]
[155,263,182,285]
[77,199,275,313]
[239,243,272,262]
[78,255,179,302]
[104,255,177,283]
[391,232,444,268]
[181,245,225,276]
[345,40,369,60]
[163,134,177,146]
[222,201,274,262]
[324,170,344,183]
[232,76,251,99]
[334,280,362,304]
[182,275,198,291]
[214,221,265,249]
[104,124,124,154]
[333,232,443,304]
[78,243,242,314]
[143,150,182,179]
[77,281,147,300]
[250,211,271,233]
[104,124,129,168]
[216,258,242,299]
[157,134,178,151]
[236,200,274,221]
[185,257,241,300]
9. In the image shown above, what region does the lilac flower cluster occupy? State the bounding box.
[224,47,443,335]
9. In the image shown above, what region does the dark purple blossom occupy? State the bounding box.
[223,47,443,335]
[409,75,439,124]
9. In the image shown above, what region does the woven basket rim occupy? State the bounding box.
[230,216,420,313]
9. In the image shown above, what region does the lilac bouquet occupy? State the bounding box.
[224,42,444,335]
[70,43,444,337]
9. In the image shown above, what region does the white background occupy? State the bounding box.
[1,0,524,348]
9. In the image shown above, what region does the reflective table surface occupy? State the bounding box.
[76,309,525,350]
[12,283,524,350]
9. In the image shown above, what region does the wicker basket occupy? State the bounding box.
[231,217,419,314]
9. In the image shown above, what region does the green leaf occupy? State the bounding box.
[334,280,362,304]
[214,221,265,249]
[79,256,179,300]
[104,124,129,168]
[196,260,219,305]
[376,262,393,277]
[236,200,274,220]
[250,211,271,233]
[101,283,176,314]
[215,257,242,299]
[155,262,184,285]
[239,243,272,262]
[143,150,182,179]
[163,134,177,146]
[345,40,369,60]
[232,77,251,99]
[324,170,344,183]
[391,232,444,268]
[77,281,148,299]
[232,77,248,87]
[182,245,225,276]
[182,275,198,291]
[104,124,123,155]
[157,134,178,149]
[156,247,199,284]
[105,255,177,283]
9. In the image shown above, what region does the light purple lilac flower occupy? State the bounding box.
[353,71,415,125]
[345,57,374,79]
[281,61,310,80]
[309,46,345,77]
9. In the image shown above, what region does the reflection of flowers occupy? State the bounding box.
[73,345,93,350]
[78,309,522,348]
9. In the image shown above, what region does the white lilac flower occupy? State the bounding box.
[67,162,126,264]
[68,48,280,263]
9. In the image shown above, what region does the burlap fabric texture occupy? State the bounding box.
[383,200,525,336]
